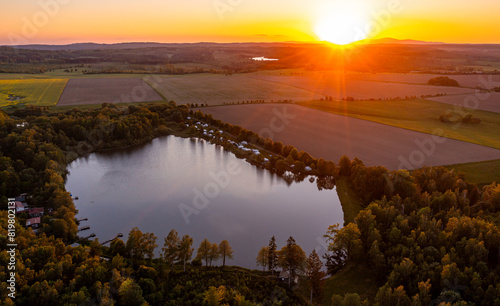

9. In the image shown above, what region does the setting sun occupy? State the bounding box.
[314,1,370,45]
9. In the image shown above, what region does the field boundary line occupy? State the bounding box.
[143,78,167,102]
[56,78,72,106]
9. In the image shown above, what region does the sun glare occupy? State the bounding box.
[314,1,369,45]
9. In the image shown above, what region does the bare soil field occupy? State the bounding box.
[202,104,500,170]
[57,78,162,106]
[148,75,324,105]
[249,75,473,100]
[427,92,500,113]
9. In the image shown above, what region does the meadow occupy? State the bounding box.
[0,79,67,107]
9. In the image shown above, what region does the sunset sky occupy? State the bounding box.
[1,0,499,45]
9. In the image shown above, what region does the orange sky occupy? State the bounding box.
[1,0,499,45]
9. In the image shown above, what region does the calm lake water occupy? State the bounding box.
[66,136,343,268]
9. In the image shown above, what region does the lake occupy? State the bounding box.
[65,136,344,269]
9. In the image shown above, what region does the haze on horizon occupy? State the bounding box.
[1,0,500,46]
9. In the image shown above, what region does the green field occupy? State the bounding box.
[336,177,364,224]
[446,159,500,186]
[0,79,68,107]
[297,99,500,150]
[323,264,378,305]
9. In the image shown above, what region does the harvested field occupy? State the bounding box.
[202,104,500,170]
[428,92,500,113]
[57,78,162,106]
[250,75,474,100]
[148,75,324,105]
[0,79,67,107]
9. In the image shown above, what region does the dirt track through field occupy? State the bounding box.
[203,104,500,170]
[57,78,162,105]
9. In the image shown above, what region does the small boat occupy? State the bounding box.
[74,196,79,200]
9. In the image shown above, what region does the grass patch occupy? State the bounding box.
[297,99,500,150]
[323,263,378,305]
[0,79,68,107]
[336,177,364,225]
[446,159,500,187]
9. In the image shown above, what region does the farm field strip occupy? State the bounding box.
[148,75,325,105]
[250,75,474,100]
[57,78,162,106]
[0,79,68,107]
[296,99,500,150]
[335,73,500,89]
[202,104,500,170]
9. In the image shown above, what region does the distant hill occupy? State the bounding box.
[5,41,300,51]
[364,38,445,45]
[4,38,445,51]
[7,42,173,51]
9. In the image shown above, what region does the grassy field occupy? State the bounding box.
[335,177,364,224]
[323,264,378,305]
[297,99,500,150]
[446,159,500,186]
[0,79,68,107]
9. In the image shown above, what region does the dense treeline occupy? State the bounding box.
[324,159,500,305]
[428,76,460,87]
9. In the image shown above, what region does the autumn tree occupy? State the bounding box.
[278,236,307,286]
[325,223,362,263]
[162,229,180,269]
[209,243,220,266]
[178,234,194,272]
[118,278,145,306]
[268,236,278,276]
[307,249,326,304]
[218,240,234,267]
[126,227,158,263]
[256,246,269,271]
[197,238,212,267]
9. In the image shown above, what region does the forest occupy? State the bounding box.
[3,42,500,74]
[0,103,499,305]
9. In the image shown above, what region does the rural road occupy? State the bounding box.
[203,104,500,170]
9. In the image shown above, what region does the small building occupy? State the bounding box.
[26,217,41,229]
[27,207,44,218]
[14,201,27,213]
[15,193,28,203]
[279,269,299,284]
